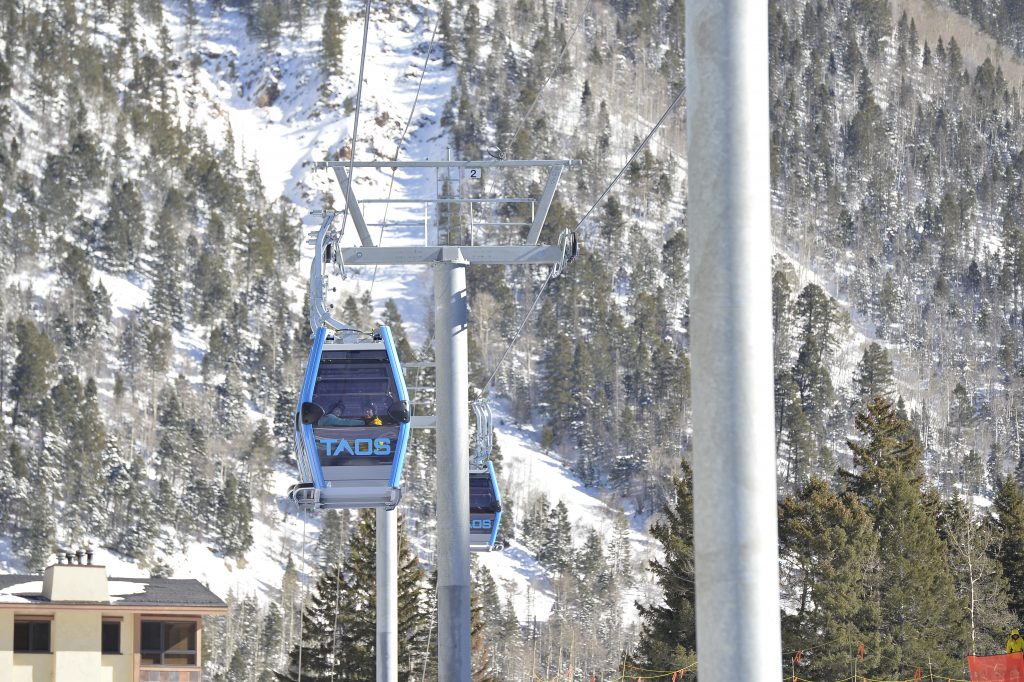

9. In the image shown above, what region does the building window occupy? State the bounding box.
[101,620,121,654]
[140,621,197,666]
[13,620,50,653]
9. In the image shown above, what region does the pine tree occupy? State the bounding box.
[854,342,895,402]
[437,0,455,66]
[17,496,56,571]
[149,208,185,329]
[37,102,104,235]
[262,603,284,680]
[539,331,574,436]
[463,2,481,66]
[521,494,550,554]
[396,516,428,681]
[383,299,415,361]
[9,317,56,428]
[794,283,838,356]
[277,511,426,681]
[53,239,109,344]
[216,359,248,437]
[280,554,301,658]
[154,381,193,488]
[320,0,344,83]
[772,266,794,367]
[570,341,601,486]
[332,510,377,680]
[779,479,882,678]
[248,0,281,47]
[990,476,1024,621]
[116,312,145,400]
[317,509,349,568]
[99,174,145,272]
[144,321,173,378]
[341,292,374,331]
[49,372,106,520]
[633,463,697,672]
[537,501,572,573]
[243,420,275,488]
[844,397,965,675]
[107,449,156,559]
[193,247,232,325]
[217,473,253,559]
[792,336,835,449]
[470,571,499,682]
[276,561,347,681]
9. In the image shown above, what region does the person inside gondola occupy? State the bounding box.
[362,401,383,426]
[318,402,363,427]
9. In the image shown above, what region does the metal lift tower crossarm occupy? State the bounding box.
[316,159,580,248]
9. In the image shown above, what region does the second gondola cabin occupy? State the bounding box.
[469,461,502,551]
[289,325,411,510]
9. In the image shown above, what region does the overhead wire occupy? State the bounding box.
[368,10,442,297]
[575,85,686,234]
[358,2,597,390]
[479,267,554,394]
[782,634,855,658]
[464,1,593,388]
[612,662,969,682]
[616,661,696,680]
[622,662,694,674]
[330,533,342,682]
[332,0,373,258]
[346,0,373,189]
[417,595,436,681]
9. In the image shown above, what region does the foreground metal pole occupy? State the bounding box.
[376,508,398,682]
[685,0,781,680]
[434,255,471,682]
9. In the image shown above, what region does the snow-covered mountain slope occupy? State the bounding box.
[181,0,454,329]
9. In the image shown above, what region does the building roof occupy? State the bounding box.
[0,574,226,609]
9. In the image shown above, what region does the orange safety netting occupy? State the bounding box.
[968,653,1024,681]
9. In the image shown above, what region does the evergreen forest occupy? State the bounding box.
[6,0,1024,679]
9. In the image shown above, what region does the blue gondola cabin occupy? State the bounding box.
[289,326,411,510]
[469,462,502,551]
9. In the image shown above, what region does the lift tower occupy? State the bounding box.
[316,158,578,682]
[685,0,782,680]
